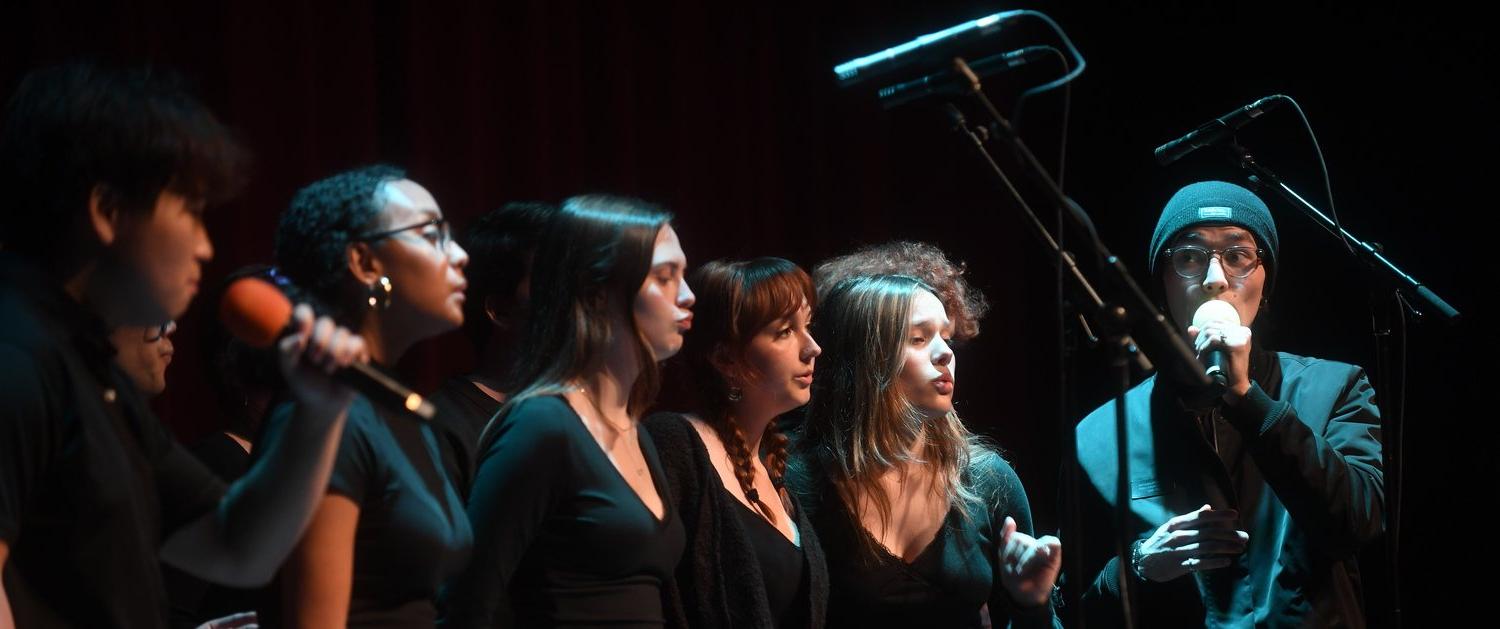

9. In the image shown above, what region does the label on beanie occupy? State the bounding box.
[1197,206,1233,219]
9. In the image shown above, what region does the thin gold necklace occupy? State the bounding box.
[574,386,649,480]
[574,385,635,432]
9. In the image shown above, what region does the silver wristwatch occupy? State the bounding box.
[1129,539,1148,581]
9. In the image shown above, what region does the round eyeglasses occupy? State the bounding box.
[1163,245,1263,279]
[144,320,176,343]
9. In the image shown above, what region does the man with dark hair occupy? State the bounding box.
[0,63,365,627]
[1074,181,1384,627]
[427,201,556,496]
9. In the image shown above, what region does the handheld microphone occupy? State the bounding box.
[220,277,436,420]
[1190,299,1241,392]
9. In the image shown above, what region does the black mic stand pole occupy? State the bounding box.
[940,101,1106,629]
[1220,144,1460,324]
[945,99,1139,629]
[1217,142,1462,629]
[941,56,1210,629]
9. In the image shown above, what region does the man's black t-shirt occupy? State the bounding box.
[0,255,226,627]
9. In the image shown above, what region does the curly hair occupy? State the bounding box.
[812,241,989,342]
[273,164,406,327]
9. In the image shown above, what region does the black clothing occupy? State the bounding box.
[429,376,502,499]
[190,432,253,482]
[731,496,807,628]
[165,432,258,628]
[790,453,1058,629]
[258,395,473,628]
[442,396,685,628]
[643,412,828,629]
[1075,349,1384,627]
[0,255,225,627]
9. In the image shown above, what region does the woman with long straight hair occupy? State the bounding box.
[270,164,474,627]
[790,274,1062,628]
[442,195,696,628]
[644,257,829,629]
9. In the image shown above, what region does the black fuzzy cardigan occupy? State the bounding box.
[643,412,829,629]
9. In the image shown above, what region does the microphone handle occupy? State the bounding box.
[1203,350,1229,393]
[333,361,437,421]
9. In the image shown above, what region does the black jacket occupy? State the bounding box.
[1075,349,1384,627]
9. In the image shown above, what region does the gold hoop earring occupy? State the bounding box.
[367,276,393,310]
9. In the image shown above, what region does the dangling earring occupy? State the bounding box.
[367,276,393,310]
[727,386,743,402]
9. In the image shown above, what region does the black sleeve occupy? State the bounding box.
[978,455,1060,629]
[187,434,253,483]
[322,400,381,506]
[1223,370,1384,555]
[440,397,573,628]
[0,345,54,543]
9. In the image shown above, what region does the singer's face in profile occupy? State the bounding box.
[368,179,470,336]
[112,190,214,322]
[897,288,956,417]
[110,320,176,397]
[634,225,696,361]
[1163,225,1266,333]
[730,299,821,414]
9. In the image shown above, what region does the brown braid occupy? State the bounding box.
[711,416,779,524]
[677,258,816,525]
[762,418,793,516]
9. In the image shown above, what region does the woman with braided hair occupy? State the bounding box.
[644,257,829,629]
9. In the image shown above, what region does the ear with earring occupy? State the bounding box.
[712,347,745,403]
[367,276,393,310]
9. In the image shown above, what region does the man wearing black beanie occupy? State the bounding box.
[1073,181,1384,627]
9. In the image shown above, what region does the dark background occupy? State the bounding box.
[4,1,1491,623]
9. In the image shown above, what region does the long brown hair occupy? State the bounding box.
[799,274,995,559]
[480,194,672,447]
[680,257,815,523]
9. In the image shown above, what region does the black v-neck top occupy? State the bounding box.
[793,454,1058,628]
[442,395,685,628]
